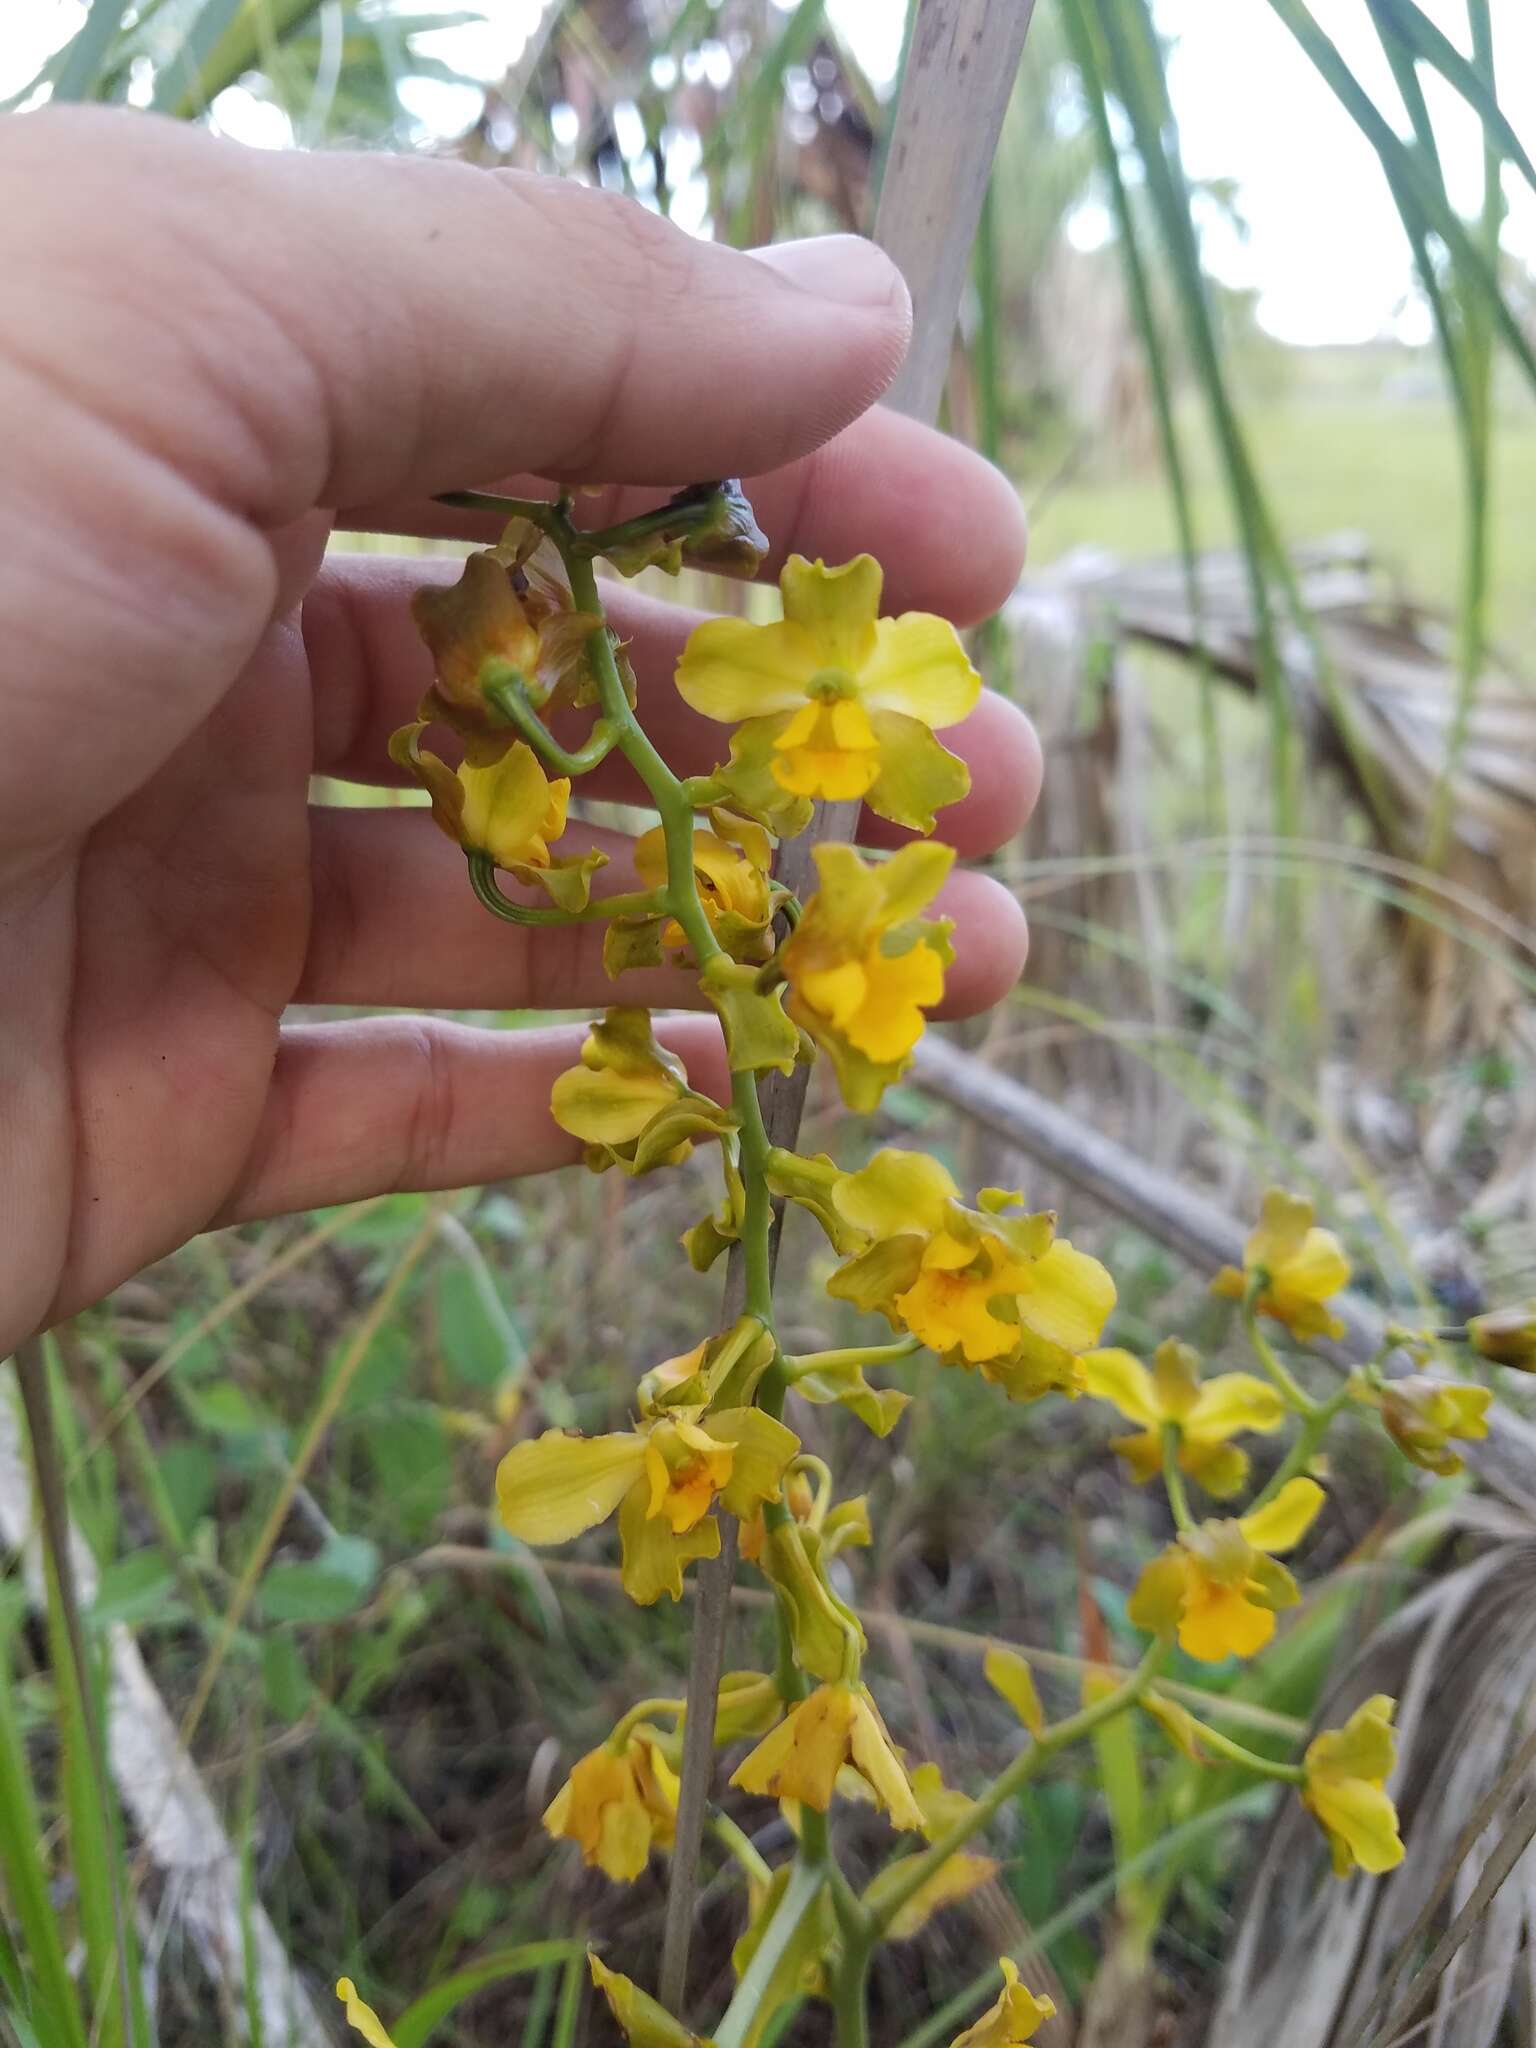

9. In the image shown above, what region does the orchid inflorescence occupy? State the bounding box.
[336,480,1536,2046]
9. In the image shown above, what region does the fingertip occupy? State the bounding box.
[953,691,1044,849]
[958,461,1029,624]
[934,871,1029,1018]
[750,235,912,349]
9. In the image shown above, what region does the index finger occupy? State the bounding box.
[7,109,915,527]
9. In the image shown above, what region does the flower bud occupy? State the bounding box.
[1468,1302,1536,1371]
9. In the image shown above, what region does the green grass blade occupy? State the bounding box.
[1361,0,1497,867]
[1059,0,1222,816]
[388,1942,587,2048]
[52,0,130,102]
[549,1952,585,2048]
[1096,0,1400,855]
[42,1545,141,2048]
[1424,0,1499,865]
[972,179,1009,686]
[1372,0,1536,197]
[519,1962,560,2048]
[1091,1695,1156,1941]
[151,0,245,113]
[155,0,329,118]
[1266,0,1536,397]
[0,1633,88,2048]
[1094,0,1297,841]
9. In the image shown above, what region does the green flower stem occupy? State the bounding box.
[1245,1381,1355,1516]
[792,1454,835,1522]
[555,518,802,2026]
[1242,1304,1320,1420]
[782,1340,924,1380]
[609,1697,687,1745]
[1161,1713,1305,1784]
[711,1810,774,1891]
[733,1072,776,1324]
[859,1645,1164,1946]
[482,670,618,776]
[830,1943,872,2048]
[557,541,780,1330]
[1161,1421,1196,1532]
[770,1588,808,1704]
[435,488,564,525]
[576,493,723,561]
[714,1855,827,2048]
[680,774,728,807]
[466,856,664,929]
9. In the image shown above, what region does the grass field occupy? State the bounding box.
[1025,345,1536,658]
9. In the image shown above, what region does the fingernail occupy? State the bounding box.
[751,234,907,312]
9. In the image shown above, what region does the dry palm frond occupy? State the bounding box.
[1018,537,1536,900]
[1210,1518,1536,2048]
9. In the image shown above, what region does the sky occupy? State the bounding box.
[4,0,1534,347]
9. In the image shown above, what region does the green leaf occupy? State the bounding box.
[258,1535,381,1624]
[360,1410,449,1543]
[381,1941,587,2048]
[91,1552,176,1631]
[336,1325,411,1412]
[1370,0,1536,199]
[53,0,129,102]
[156,0,329,116]
[436,1264,507,1391]
[183,1382,281,1440]
[158,1442,218,1534]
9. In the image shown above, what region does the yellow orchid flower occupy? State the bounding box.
[629,808,775,963]
[1212,1188,1351,1341]
[543,1729,680,1882]
[781,844,954,1109]
[825,1147,1115,1398]
[1302,1694,1405,1877]
[1128,1478,1324,1662]
[388,724,611,913]
[496,1405,798,1606]
[827,1150,1049,1359]
[588,1953,710,2048]
[410,528,628,725]
[549,1008,736,1175]
[974,1240,1119,1403]
[731,1682,924,1831]
[674,554,980,832]
[948,1960,1056,2048]
[412,549,563,718]
[1468,1301,1536,1370]
[1378,1375,1491,1474]
[336,1980,399,2048]
[1082,1339,1286,1499]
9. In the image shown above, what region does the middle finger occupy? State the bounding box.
[299,806,1029,1015]
[306,555,1043,859]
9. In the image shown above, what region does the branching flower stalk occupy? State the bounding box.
[334,482,1535,2048]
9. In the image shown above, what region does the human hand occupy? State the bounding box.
[0,108,1040,1358]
